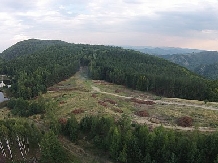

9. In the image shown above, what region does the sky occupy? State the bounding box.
[0,0,218,52]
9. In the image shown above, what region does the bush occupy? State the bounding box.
[8,98,46,117]
[135,110,149,117]
[177,116,193,127]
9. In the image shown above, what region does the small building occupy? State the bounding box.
[0,81,5,88]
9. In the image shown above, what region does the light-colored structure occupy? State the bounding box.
[0,81,5,88]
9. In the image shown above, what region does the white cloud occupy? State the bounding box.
[12,34,30,41]
[0,0,218,51]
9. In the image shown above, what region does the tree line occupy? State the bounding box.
[87,48,218,101]
[57,114,218,163]
[2,114,218,163]
[7,97,46,117]
[1,44,81,99]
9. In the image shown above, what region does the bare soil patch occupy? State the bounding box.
[177,116,193,127]
[91,93,97,98]
[72,108,85,115]
[104,98,117,105]
[135,110,149,117]
[130,98,155,105]
[112,107,123,113]
[58,117,68,125]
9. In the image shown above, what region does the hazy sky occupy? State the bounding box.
[0,0,218,52]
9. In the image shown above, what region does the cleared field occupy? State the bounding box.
[0,107,10,119]
[42,69,218,131]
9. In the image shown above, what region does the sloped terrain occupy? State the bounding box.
[159,51,218,70]
[1,39,218,162]
[1,68,218,162]
[0,39,69,60]
[158,51,218,79]
[195,62,218,80]
[2,39,217,102]
[43,68,218,131]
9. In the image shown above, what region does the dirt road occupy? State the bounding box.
[92,86,132,99]
[92,85,218,111]
[156,100,218,111]
[91,84,218,132]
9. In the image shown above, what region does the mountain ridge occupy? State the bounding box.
[0,39,70,60]
[122,46,204,55]
[157,51,218,79]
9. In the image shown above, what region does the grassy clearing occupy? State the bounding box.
[0,107,10,119]
[1,67,217,130]
[0,101,11,119]
[149,104,218,127]
[42,70,218,130]
[43,72,134,123]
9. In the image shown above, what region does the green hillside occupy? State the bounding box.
[159,51,218,70]
[88,49,211,100]
[158,51,218,79]
[0,39,69,60]
[195,62,218,80]
[0,39,218,101]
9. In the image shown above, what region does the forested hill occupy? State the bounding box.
[158,51,218,79]
[0,39,69,60]
[159,51,218,70]
[195,62,218,80]
[1,39,218,101]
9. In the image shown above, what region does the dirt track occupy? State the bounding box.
[156,100,218,111]
[92,86,132,99]
[92,86,218,111]
[91,85,218,132]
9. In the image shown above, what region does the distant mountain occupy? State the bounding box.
[123,46,203,55]
[195,62,218,80]
[0,39,69,60]
[158,51,218,79]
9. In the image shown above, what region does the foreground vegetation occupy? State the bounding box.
[3,111,217,163]
[62,114,218,163]
[0,118,67,163]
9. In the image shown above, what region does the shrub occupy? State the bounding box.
[135,110,149,117]
[177,116,193,127]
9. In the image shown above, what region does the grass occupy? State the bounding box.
[42,72,135,123]
[150,103,218,127]
[41,70,218,129]
[0,107,10,119]
[0,68,215,131]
